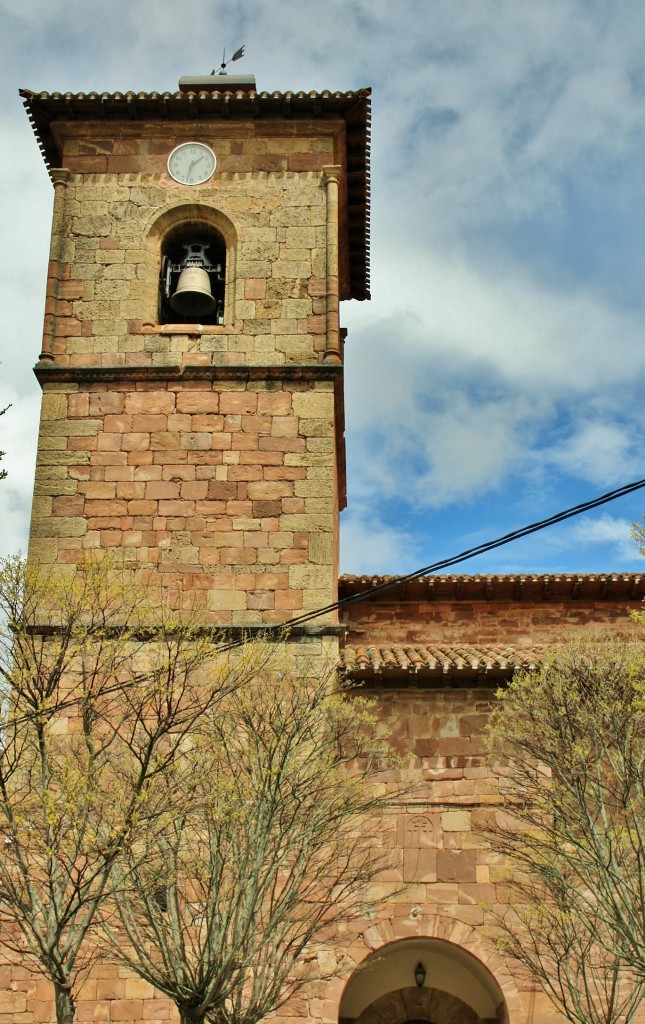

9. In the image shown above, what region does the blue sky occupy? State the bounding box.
[1,0,645,575]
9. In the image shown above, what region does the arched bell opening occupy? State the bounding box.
[339,939,508,1024]
[159,222,226,325]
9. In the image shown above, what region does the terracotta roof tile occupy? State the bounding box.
[19,86,371,301]
[341,642,547,682]
[339,573,645,604]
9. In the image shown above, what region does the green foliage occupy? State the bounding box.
[0,554,256,1024]
[0,554,397,1024]
[104,654,398,1024]
[632,517,645,559]
[486,639,645,1024]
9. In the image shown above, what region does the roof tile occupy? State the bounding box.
[341,642,547,681]
[339,573,645,604]
[19,86,371,301]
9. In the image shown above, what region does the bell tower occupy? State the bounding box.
[21,74,370,633]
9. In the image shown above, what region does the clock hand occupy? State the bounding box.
[186,155,206,179]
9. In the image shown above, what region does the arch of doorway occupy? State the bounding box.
[352,986,486,1024]
[337,917,526,1024]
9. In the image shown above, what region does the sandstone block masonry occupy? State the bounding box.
[30,375,339,624]
[42,121,345,368]
[28,113,351,620]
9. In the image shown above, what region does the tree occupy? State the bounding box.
[485,638,645,1024]
[0,554,271,1024]
[103,657,397,1024]
[0,400,9,480]
[633,518,645,558]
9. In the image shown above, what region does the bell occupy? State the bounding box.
[169,266,216,317]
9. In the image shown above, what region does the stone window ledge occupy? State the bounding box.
[131,321,242,336]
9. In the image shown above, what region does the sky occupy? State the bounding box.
[1,0,645,576]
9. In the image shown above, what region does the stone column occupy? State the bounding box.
[322,165,341,365]
[40,168,70,364]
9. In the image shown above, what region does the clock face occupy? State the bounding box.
[167,142,217,185]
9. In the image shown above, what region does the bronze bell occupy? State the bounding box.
[169,266,216,317]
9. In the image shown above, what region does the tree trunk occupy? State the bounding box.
[54,984,76,1024]
[178,1008,206,1024]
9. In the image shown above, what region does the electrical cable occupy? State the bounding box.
[215,476,645,652]
[10,478,645,724]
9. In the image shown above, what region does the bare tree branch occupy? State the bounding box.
[484,638,645,1024]
[0,400,9,480]
[103,657,399,1024]
[0,555,268,1024]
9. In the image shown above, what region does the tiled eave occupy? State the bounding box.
[339,572,645,604]
[340,643,544,687]
[19,86,371,302]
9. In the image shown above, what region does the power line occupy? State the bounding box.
[9,479,645,720]
[217,477,645,652]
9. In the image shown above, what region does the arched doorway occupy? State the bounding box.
[339,938,508,1024]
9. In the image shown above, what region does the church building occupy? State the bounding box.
[14,71,645,1024]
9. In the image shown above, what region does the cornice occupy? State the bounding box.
[20,86,371,301]
[34,362,344,386]
[339,572,645,603]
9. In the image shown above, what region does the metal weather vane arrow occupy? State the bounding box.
[211,45,245,76]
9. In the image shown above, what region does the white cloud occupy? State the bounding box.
[537,514,641,567]
[344,242,645,512]
[360,247,645,396]
[369,2,645,240]
[0,387,39,558]
[547,422,642,488]
[3,0,645,572]
[567,513,635,548]
[347,382,543,509]
[0,0,52,27]
[340,506,419,576]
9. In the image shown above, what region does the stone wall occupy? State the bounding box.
[44,120,344,367]
[30,114,346,617]
[333,586,645,1024]
[29,375,338,622]
[329,678,645,1024]
[343,593,642,645]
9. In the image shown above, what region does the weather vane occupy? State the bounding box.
[211,46,245,76]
